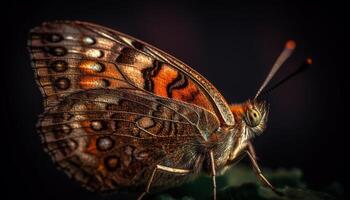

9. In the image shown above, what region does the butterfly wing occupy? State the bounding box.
[28,21,234,126]
[28,21,230,191]
[38,88,219,191]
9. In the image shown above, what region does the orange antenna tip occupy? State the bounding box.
[286,40,296,50]
[306,58,313,65]
[255,40,296,99]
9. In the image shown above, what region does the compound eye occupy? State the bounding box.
[245,109,261,127]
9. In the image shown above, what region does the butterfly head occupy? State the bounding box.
[230,100,269,137]
[244,100,269,135]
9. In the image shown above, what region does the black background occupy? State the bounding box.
[5,1,346,199]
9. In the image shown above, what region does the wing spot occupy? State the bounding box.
[54,77,70,90]
[65,35,75,40]
[79,60,105,73]
[79,78,110,88]
[86,49,104,58]
[46,33,63,43]
[50,124,72,136]
[137,117,155,129]
[90,120,107,131]
[91,62,105,72]
[44,46,67,56]
[104,156,120,171]
[83,36,95,45]
[67,139,78,149]
[96,136,115,151]
[50,60,68,72]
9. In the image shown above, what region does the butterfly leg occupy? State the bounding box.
[245,150,282,195]
[209,151,217,200]
[248,141,257,160]
[137,164,191,200]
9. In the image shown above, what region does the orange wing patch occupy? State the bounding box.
[172,80,211,110]
[143,62,214,112]
[152,64,178,97]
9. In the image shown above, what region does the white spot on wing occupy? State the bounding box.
[65,35,75,40]
[83,36,94,45]
[86,49,103,58]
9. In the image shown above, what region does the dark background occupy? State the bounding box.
[5,0,346,199]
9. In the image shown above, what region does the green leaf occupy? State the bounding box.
[152,164,341,200]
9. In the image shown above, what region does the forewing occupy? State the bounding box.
[28,21,234,125]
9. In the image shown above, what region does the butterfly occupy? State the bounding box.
[28,21,302,199]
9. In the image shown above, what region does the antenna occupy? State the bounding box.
[254,40,296,99]
[257,58,313,99]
